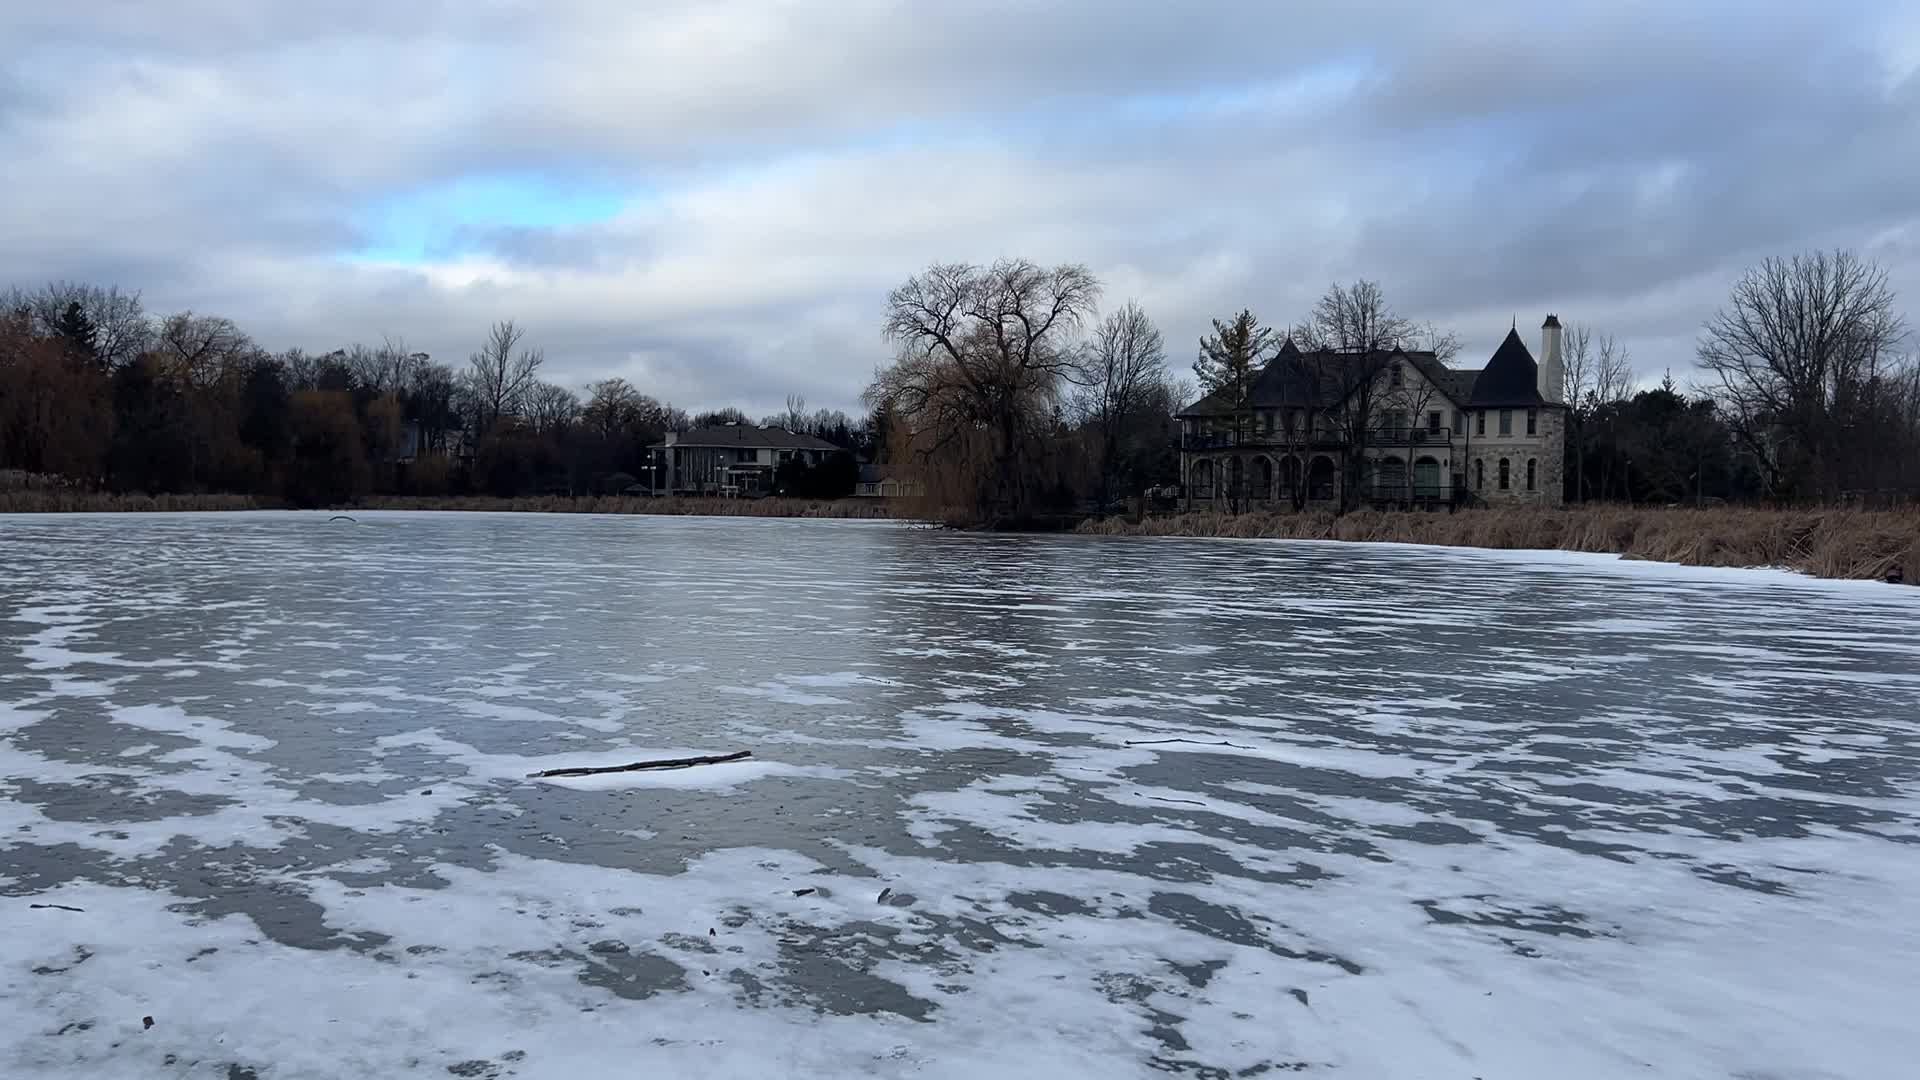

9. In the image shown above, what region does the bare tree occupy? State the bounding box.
[1421,321,1462,367]
[873,259,1101,521]
[345,336,427,395]
[692,406,751,428]
[409,362,460,453]
[525,382,581,434]
[583,377,643,440]
[154,312,256,386]
[1073,301,1168,508]
[1697,250,1907,497]
[782,394,809,431]
[1293,281,1420,512]
[465,320,544,436]
[1563,324,1636,500]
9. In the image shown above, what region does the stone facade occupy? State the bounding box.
[1177,317,1570,509]
[1460,405,1565,505]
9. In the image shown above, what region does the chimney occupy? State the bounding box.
[1539,314,1564,404]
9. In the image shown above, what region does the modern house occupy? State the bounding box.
[647,424,843,497]
[1178,316,1568,509]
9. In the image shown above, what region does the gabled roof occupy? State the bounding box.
[1428,365,1480,404]
[1468,329,1547,407]
[1178,342,1467,418]
[1177,325,1561,418]
[652,425,842,451]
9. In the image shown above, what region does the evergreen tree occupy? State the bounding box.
[1192,309,1275,510]
[54,301,98,366]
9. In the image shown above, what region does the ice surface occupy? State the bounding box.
[2,511,1919,1079]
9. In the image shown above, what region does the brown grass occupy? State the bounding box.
[0,475,893,518]
[0,490,261,512]
[1078,504,1920,582]
[351,495,897,519]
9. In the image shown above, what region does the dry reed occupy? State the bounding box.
[1077,504,1920,582]
[0,490,260,513]
[350,495,895,519]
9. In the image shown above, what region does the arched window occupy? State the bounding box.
[1526,458,1537,491]
[1253,456,1274,499]
[1308,457,1337,501]
[1376,456,1407,497]
[1192,458,1214,493]
[1414,456,1441,497]
[1498,458,1511,490]
[1474,459,1485,490]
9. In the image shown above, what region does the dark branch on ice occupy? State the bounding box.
[527,750,752,779]
[1124,737,1257,750]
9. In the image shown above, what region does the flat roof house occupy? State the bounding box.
[647,424,842,497]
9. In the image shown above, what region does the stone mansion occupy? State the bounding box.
[1178,316,1568,509]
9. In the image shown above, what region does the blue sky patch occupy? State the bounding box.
[350,173,631,262]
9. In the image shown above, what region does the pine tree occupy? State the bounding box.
[1193,309,1275,510]
[54,301,98,366]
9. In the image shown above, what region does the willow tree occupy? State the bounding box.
[869,259,1100,524]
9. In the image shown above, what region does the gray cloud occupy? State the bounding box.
[3,1,1917,411]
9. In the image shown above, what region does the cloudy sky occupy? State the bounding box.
[5,1,1918,413]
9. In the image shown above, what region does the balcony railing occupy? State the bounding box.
[1371,483,1449,503]
[1182,426,1456,451]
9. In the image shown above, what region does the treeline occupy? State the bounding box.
[0,285,875,505]
[865,250,1920,524]
[8,248,1916,519]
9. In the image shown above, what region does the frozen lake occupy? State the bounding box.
[3,512,1919,1079]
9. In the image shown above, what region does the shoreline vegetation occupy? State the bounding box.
[0,486,893,519]
[5,471,1911,583]
[352,494,894,518]
[1078,505,1919,583]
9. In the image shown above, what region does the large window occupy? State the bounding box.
[1526,408,1538,436]
[1191,458,1214,493]
[1499,409,1513,436]
[1454,409,1465,433]
[1426,411,1442,434]
[1475,412,1486,436]
[1498,458,1511,490]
